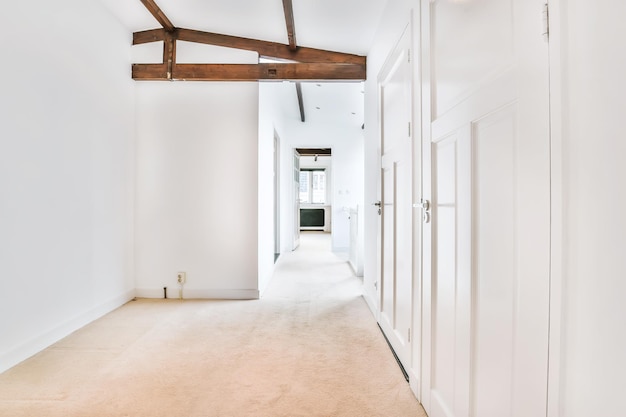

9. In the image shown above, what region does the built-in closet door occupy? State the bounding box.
[420,1,551,417]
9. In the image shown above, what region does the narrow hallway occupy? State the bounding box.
[265,231,358,302]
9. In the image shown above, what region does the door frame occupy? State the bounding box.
[293,149,301,250]
[418,1,433,408]
[408,8,424,399]
[545,1,564,415]
[274,130,281,261]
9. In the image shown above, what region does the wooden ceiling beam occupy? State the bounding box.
[177,29,365,65]
[133,28,365,66]
[133,28,165,45]
[282,0,297,51]
[139,0,175,32]
[133,63,365,81]
[132,63,168,80]
[296,148,332,156]
[131,2,367,83]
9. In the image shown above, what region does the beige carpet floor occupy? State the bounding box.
[0,232,427,417]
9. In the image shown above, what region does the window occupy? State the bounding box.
[299,169,326,204]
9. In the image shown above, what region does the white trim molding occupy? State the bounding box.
[0,289,135,374]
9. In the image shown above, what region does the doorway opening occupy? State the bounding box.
[295,148,332,237]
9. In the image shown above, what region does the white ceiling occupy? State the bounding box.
[100,0,386,127]
[267,81,366,128]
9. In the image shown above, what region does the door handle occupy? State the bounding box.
[372,201,382,215]
[412,201,429,211]
[413,200,431,223]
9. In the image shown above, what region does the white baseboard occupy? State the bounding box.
[408,367,421,402]
[258,275,274,298]
[348,260,364,277]
[362,291,379,321]
[135,288,260,300]
[332,246,349,254]
[0,289,135,374]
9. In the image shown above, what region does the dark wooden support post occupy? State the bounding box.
[282,0,297,51]
[296,83,305,122]
[164,30,177,80]
[282,0,306,121]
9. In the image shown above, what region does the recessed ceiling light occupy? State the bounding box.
[316,106,321,110]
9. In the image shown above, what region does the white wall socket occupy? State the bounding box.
[177,272,186,284]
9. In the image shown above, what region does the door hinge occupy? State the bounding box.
[408,328,411,343]
[408,49,411,63]
[408,122,411,137]
[542,2,550,40]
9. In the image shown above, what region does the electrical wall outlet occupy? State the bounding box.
[177,272,187,285]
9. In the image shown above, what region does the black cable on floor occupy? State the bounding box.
[377,323,409,382]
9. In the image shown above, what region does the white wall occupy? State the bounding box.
[554,1,626,416]
[0,1,136,373]
[134,47,260,300]
[135,80,260,299]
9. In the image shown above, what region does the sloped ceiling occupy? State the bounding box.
[100,0,386,126]
[101,0,387,55]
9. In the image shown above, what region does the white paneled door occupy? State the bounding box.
[378,26,413,371]
[421,1,551,417]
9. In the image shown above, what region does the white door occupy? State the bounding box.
[378,26,413,370]
[293,150,300,250]
[420,1,551,417]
